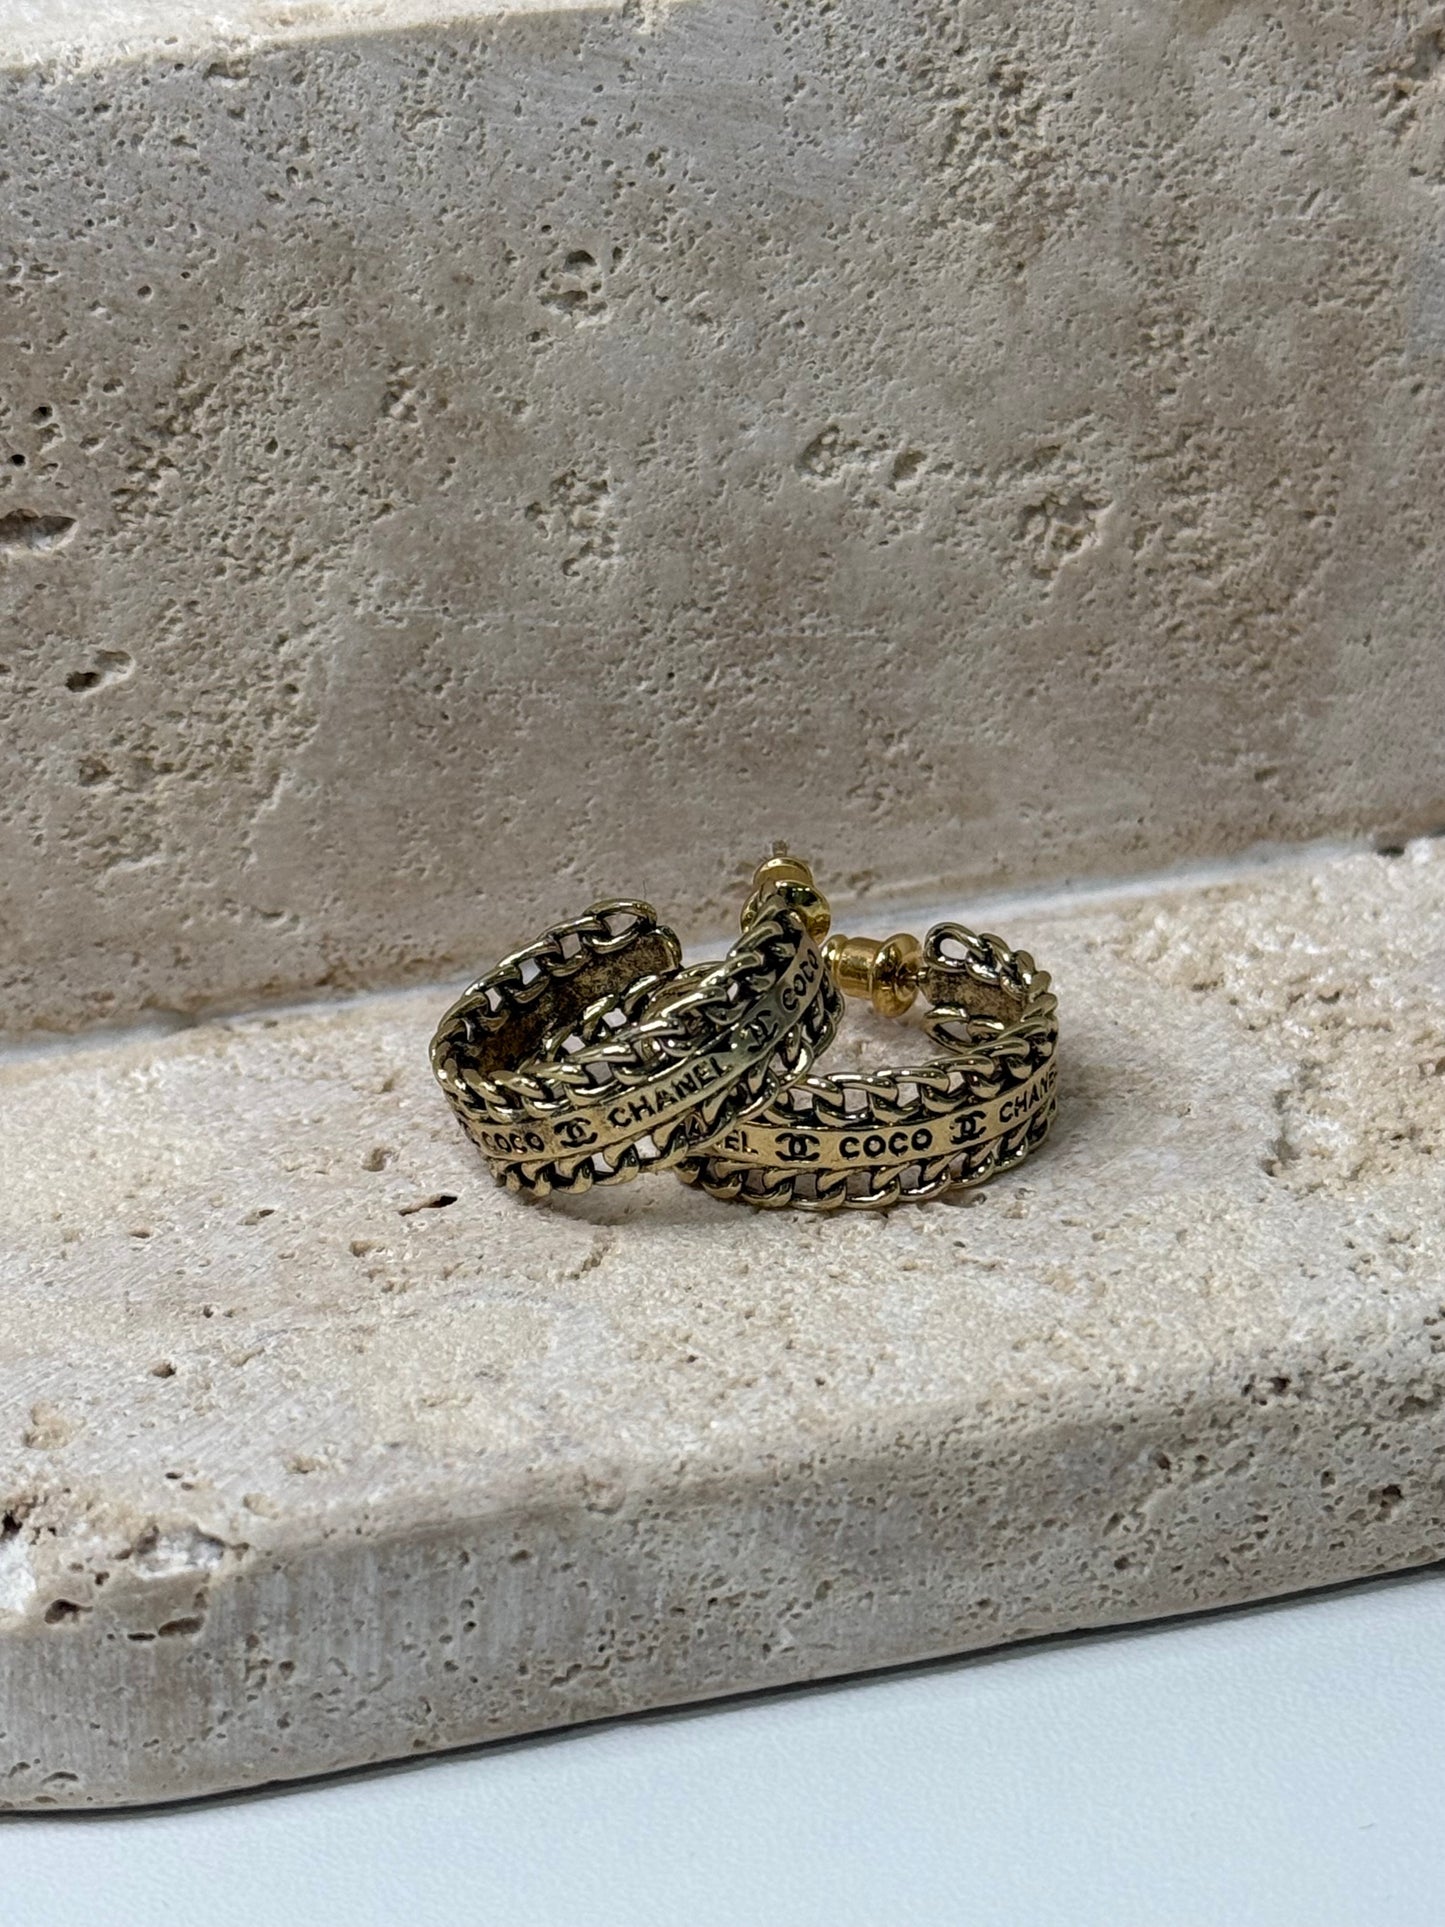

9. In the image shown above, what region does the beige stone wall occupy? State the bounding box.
[3,0,1444,1034]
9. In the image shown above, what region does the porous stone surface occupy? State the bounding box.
[1,842,1442,1809]
[4,0,1445,1037]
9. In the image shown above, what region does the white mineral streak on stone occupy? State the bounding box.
[0,1530,38,1621]
[2,0,1444,1036]
[0,844,1441,1807]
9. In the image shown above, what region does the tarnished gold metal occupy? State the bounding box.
[740,842,833,943]
[431,875,843,1198]
[678,885,1058,1211]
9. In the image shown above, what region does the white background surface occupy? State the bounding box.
[5,1569,1445,1927]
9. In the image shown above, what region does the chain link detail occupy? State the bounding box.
[676,921,1058,1210]
[431,897,843,1197]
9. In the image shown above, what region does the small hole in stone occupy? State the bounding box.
[0,510,75,555]
[397,1193,457,1216]
[150,1360,175,1377]
[64,648,131,693]
[44,1600,85,1624]
[361,1145,393,1172]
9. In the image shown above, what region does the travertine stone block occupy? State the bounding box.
[3,0,1445,1035]
[2,843,1442,1807]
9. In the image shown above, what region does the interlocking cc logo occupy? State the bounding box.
[740,1011,780,1051]
[776,1131,821,1163]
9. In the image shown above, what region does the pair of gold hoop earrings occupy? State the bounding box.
[430,850,1058,1212]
